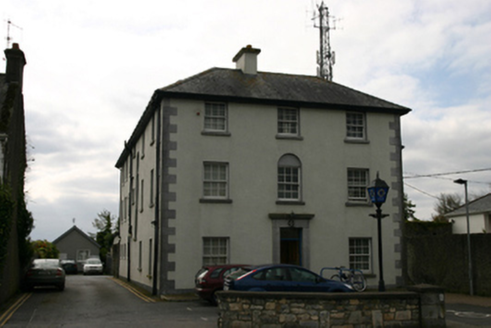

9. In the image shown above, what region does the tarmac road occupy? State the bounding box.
[446,293,491,327]
[0,275,218,327]
[2,276,491,327]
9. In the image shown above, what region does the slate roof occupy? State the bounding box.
[445,193,491,217]
[52,225,100,248]
[116,67,411,168]
[159,68,411,113]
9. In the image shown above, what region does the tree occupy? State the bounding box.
[32,240,59,258]
[91,210,117,266]
[403,193,418,221]
[432,193,463,222]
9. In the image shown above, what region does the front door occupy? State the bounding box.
[280,228,302,266]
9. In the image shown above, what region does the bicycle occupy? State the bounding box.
[320,266,367,292]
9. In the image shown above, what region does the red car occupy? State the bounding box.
[195,264,247,304]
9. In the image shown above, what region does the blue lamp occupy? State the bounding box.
[367,172,389,207]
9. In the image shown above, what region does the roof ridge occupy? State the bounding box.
[160,67,221,91]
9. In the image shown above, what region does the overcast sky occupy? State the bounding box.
[3,0,490,241]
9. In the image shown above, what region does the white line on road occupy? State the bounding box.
[447,310,491,319]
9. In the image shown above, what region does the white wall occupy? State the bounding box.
[452,213,486,234]
[169,99,402,290]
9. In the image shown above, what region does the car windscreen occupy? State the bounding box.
[86,259,101,264]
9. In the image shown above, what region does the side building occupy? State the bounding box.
[115,46,411,295]
[0,43,28,303]
[446,193,491,234]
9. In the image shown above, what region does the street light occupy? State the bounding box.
[367,172,390,292]
[454,178,474,296]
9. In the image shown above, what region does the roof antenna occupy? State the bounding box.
[5,19,23,49]
[313,2,336,81]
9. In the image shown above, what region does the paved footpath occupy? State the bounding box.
[446,293,491,307]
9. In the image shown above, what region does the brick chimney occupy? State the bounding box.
[4,43,27,91]
[232,45,261,75]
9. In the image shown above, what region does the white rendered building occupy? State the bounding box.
[115,46,411,295]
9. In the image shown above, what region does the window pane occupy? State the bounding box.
[349,238,370,271]
[203,163,228,198]
[205,103,227,131]
[346,113,365,139]
[203,237,228,265]
[348,169,368,201]
[278,166,300,200]
[278,108,299,135]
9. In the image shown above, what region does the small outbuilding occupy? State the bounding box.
[446,193,491,234]
[52,225,100,271]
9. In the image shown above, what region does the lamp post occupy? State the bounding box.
[367,172,390,292]
[454,178,474,296]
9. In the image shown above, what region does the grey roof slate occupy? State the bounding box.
[445,193,491,217]
[52,225,100,248]
[159,68,410,113]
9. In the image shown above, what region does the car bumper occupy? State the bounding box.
[195,287,214,300]
[26,276,65,287]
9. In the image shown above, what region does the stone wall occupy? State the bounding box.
[217,285,445,327]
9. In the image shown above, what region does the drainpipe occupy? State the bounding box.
[127,145,133,282]
[152,103,161,296]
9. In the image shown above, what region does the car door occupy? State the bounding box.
[287,267,326,292]
[249,267,289,291]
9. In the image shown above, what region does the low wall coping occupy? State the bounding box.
[218,290,419,301]
[407,284,446,293]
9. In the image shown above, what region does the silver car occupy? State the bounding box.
[25,259,66,291]
[83,258,103,275]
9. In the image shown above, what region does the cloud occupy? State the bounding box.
[3,0,490,238]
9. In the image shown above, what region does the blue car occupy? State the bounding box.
[223,264,354,293]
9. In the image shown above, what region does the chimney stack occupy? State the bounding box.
[4,43,27,91]
[232,45,261,75]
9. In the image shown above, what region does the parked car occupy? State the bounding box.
[83,258,103,275]
[61,260,78,274]
[195,264,248,304]
[25,259,66,291]
[224,264,354,293]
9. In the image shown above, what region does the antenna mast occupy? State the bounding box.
[6,19,23,49]
[314,2,335,81]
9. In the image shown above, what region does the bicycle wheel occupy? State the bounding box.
[330,274,341,281]
[351,273,367,292]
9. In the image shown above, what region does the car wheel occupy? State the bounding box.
[58,283,65,291]
[209,291,219,305]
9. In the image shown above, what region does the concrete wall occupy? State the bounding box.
[169,99,403,292]
[118,105,159,289]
